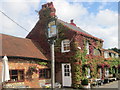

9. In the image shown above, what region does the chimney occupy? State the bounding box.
[39,2,56,19]
[70,19,76,26]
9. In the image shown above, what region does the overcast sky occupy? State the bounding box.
[0,0,119,49]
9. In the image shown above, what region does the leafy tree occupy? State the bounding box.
[108,47,120,54]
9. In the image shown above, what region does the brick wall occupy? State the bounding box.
[0,58,50,88]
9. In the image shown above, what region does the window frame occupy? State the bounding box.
[105,68,109,78]
[61,39,70,53]
[93,48,101,56]
[9,69,24,82]
[86,68,91,78]
[39,68,51,79]
[86,41,89,54]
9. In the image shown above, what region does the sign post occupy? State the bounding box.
[47,18,57,88]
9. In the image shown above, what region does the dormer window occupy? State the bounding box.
[61,39,70,53]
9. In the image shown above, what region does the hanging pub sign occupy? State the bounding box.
[48,20,57,38]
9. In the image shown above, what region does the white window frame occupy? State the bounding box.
[111,53,114,58]
[86,41,89,54]
[105,68,109,78]
[99,68,102,79]
[104,51,109,58]
[61,39,70,53]
[115,53,118,58]
[86,68,91,78]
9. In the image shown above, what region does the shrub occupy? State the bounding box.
[81,79,88,85]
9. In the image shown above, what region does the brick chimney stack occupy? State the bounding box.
[39,2,56,20]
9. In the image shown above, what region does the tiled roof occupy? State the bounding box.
[57,19,103,41]
[0,34,48,60]
[103,49,118,54]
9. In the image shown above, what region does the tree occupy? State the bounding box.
[108,47,120,54]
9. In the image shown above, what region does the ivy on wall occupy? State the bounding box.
[40,7,120,88]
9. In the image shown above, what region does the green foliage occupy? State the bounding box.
[54,23,68,51]
[108,47,120,53]
[72,84,83,89]
[37,62,47,66]
[81,79,88,85]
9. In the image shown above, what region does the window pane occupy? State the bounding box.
[67,65,69,68]
[62,40,70,52]
[10,70,24,82]
[68,73,70,76]
[12,70,18,75]
[11,76,18,81]
[20,76,24,80]
[19,70,24,74]
[39,69,50,79]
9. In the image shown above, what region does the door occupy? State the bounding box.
[62,63,72,87]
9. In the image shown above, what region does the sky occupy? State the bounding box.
[0,0,119,49]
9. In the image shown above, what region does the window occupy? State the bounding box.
[105,68,109,78]
[111,53,114,58]
[9,70,24,82]
[115,54,118,58]
[93,49,101,56]
[64,64,70,76]
[39,69,51,79]
[61,39,70,53]
[86,41,89,54]
[104,51,109,58]
[99,68,102,79]
[86,68,91,78]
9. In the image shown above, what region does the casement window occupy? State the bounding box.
[111,53,114,58]
[39,69,51,79]
[86,68,91,78]
[115,54,118,58]
[104,51,109,58]
[61,39,70,53]
[100,68,102,79]
[86,41,89,54]
[9,70,24,82]
[93,49,101,56]
[105,68,109,77]
[99,68,102,79]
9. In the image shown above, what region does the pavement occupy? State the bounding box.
[95,80,119,88]
[61,80,120,90]
[91,80,120,90]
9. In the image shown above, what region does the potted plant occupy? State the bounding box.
[81,78,90,88]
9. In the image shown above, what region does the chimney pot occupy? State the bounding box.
[70,19,76,26]
[70,19,73,23]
